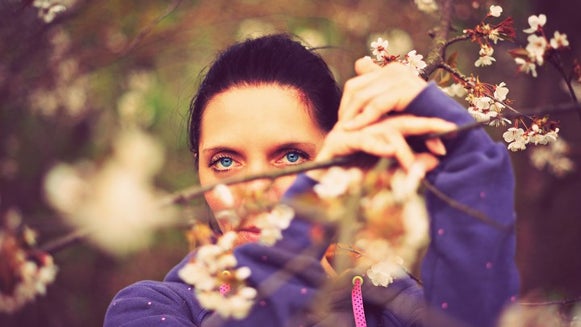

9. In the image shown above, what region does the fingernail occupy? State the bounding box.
[435,141,447,156]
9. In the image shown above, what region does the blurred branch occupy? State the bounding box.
[117,0,184,58]
[160,156,353,206]
[519,295,581,306]
[39,99,581,255]
[40,227,91,253]
[546,54,581,120]
[422,180,511,231]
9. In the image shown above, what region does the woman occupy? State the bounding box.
[104,34,519,327]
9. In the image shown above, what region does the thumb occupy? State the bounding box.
[354,56,381,75]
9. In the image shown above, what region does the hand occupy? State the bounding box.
[338,58,428,131]
[312,114,456,175]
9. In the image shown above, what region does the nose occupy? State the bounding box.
[241,162,283,204]
[243,177,279,203]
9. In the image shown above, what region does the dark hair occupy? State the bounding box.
[188,34,341,158]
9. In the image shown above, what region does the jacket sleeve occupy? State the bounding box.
[406,83,520,327]
[103,279,204,326]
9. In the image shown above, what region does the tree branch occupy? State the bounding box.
[423,0,455,77]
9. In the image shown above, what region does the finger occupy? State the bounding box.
[425,138,447,156]
[354,56,382,75]
[340,64,428,126]
[338,71,388,122]
[341,91,402,130]
[385,132,416,171]
[414,153,440,172]
[384,116,457,136]
[351,132,396,158]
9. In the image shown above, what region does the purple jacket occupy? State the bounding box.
[104,84,519,327]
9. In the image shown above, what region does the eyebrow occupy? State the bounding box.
[201,142,318,155]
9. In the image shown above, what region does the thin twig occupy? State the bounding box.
[547,54,581,120]
[442,34,470,61]
[40,228,92,253]
[422,180,511,231]
[519,295,581,306]
[160,156,353,206]
[117,0,183,57]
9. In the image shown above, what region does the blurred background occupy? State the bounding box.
[1,0,580,326]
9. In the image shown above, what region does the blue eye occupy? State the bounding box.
[218,157,233,168]
[209,155,236,172]
[285,152,301,163]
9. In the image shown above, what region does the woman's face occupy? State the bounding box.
[197,84,327,245]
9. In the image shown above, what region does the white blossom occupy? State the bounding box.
[503,127,525,143]
[488,117,511,127]
[489,5,503,17]
[44,129,176,256]
[526,34,547,65]
[366,259,406,287]
[476,96,493,110]
[550,31,569,49]
[405,50,427,75]
[218,231,238,250]
[503,127,529,151]
[523,14,547,34]
[370,37,389,61]
[178,230,256,319]
[441,83,467,98]
[475,45,496,67]
[507,138,528,151]
[515,57,538,78]
[529,128,559,145]
[468,107,491,123]
[197,288,256,319]
[255,204,294,245]
[178,262,217,291]
[494,82,510,101]
[314,167,362,199]
[468,106,498,123]
[529,138,575,177]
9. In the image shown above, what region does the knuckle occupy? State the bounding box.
[343,79,356,92]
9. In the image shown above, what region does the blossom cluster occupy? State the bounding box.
[465,80,511,126]
[178,231,256,319]
[436,5,567,155]
[0,210,58,313]
[43,128,176,256]
[529,139,575,177]
[313,163,429,287]
[502,123,559,152]
[369,38,427,75]
[510,14,570,78]
[178,185,295,318]
[212,184,296,246]
[463,5,516,67]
